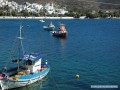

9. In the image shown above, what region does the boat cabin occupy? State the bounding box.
[59,24,66,31]
[23,53,46,74]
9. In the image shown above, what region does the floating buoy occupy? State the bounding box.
[75,74,80,79]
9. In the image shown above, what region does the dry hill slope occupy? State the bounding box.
[9,0,120,10]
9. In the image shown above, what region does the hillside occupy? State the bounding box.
[97,0,120,9]
[9,0,120,10]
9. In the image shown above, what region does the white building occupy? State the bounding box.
[17,5,23,12]
[0,0,68,15]
[0,0,8,7]
[44,3,55,14]
[55,9,68,15]
[31,3,43,11]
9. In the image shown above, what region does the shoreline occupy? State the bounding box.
[0,16,120,20]
[0,16,74,19]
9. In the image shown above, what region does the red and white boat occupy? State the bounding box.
[52,24,67,38]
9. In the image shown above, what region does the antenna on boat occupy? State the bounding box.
[17,25,24,39]
[17,25,25,72]
[17,25,25,54]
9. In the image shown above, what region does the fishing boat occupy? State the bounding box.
[52,24,67,38]
[43,22,55,31]
[0,25,50,90]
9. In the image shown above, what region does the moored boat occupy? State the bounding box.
[52,24,67,38]
[0,25,50,90]
[43,22,55,31]
[39,19,45,22]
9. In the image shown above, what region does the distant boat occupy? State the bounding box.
[39,19,45,22]
[52,24,67,38]
[43,22,55,31]
[0,25,50,90]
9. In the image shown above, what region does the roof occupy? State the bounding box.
[23,53,42,62]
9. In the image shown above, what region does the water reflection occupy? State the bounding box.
[56,38,67,58]
[59,38,67,49]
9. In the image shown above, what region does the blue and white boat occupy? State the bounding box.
[0,25,50,90]
[43,22,55,31]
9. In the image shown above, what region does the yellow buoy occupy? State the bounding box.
[75,74,80,79]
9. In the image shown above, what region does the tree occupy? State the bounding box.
[39,11,45,16]
[21,10,30,16]
[11,10,18,16]
[0,10,4,16]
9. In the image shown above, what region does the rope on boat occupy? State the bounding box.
[21,39,25,55]
[4,29,19,68]
[4,25,25,71]
[4,38,18,68]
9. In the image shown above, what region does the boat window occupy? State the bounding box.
[25,60,33,65]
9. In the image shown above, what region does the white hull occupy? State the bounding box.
[43,22,55,31]
[43,26,55,31]
[39,20,45,22]
[43,27,55,31]
[0,68,49,90]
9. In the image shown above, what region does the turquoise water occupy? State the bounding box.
[0,19,120,90]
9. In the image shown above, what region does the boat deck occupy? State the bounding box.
[8,66,47,81]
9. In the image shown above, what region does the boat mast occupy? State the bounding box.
[17,25,24,72]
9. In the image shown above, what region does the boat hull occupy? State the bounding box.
[0,67,50,90]
[44,28,54,31]
[39,20,45,22]
[52,31,67,38]
[43,26,55,31]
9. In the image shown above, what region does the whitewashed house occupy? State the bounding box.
[44,3,55,14]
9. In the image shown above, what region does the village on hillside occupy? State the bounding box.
[0,0,68,16]
[0,0,120,19]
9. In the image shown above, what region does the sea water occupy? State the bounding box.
[0,19,120,90]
